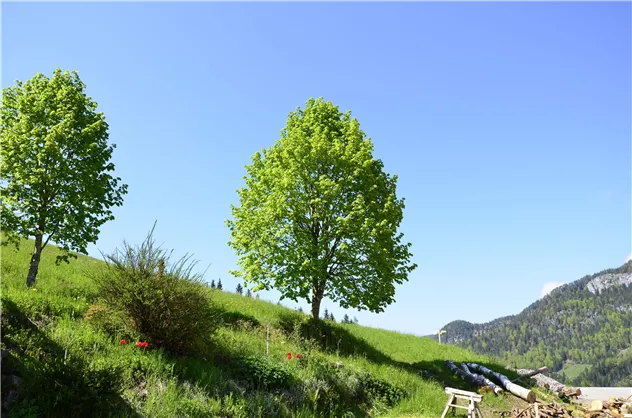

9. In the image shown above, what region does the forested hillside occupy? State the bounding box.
[436,261,632,386]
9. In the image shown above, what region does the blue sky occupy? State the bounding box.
[2,2,630,336]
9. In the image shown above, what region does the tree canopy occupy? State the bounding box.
[227,97,416,318]
[1,69,128,286]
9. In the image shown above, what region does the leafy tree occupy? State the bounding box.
[236,283,243,295]
[246,288,252,298]
[343,314,350,324]
[217,279,223,290]
[256,293,260,300]
[353,317,359,324]
[227,98,416,318]
[1,69,128,287]
[210,279,216,289]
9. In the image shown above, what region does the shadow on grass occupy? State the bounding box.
[218,310,261,329]
[277,311,396,364]
[1,298,140,418]
[408,358,524,393]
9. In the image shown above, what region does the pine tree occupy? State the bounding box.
[236,283,243,295]
[210,279,216,289]
[330,314,335,322]
[256,294,260,300]
[298,306,304,313]
[343,314,350,324]
[353,316,358,324]
[323,309,329,320]
[246,289,252,298]
[217,279,223,290]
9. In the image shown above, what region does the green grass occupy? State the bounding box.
[1,238,524,417]
[560,363,592,383]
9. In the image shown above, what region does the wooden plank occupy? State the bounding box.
[454,394,483,402]
[445,387,481,398]
[523,367,549,378]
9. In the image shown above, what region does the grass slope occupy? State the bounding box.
[1,239,522,417]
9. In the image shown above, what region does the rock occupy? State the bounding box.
[5,390,19,408]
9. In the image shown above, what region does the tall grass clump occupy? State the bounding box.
[91,224,218,357]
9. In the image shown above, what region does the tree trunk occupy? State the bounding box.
[26,234,43,287]
[311,292,322,319]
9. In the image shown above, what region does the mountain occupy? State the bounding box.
[435,261,632,386]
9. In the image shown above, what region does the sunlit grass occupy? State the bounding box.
[1,238,520,417]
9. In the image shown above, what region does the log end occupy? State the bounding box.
[527,391,536,403]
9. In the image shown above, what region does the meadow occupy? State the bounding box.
[1,238,526,417]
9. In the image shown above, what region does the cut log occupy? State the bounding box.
[467,363,536,403]
[445,361,503,395]
[590,400,603,412]
[520,367,549,378]
[462,363,504,395]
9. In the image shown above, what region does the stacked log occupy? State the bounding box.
[517,369,566,393]
[467,363,536,403]
[445,361,504,395]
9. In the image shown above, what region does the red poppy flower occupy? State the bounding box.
[120,339,127,345]
[287,352,292,360]
[296,354,301,359]
[136,341,143,347]
[142,342,149,348]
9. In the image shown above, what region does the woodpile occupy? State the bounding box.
[516,368,566,393]
[496,402,573,417]
[557,387,582,401]
[495,398,632,418]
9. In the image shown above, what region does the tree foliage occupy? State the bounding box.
[1,69,127,286]
[227,98,416,318]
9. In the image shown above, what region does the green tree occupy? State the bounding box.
[227,98,416,319]
[1,69,127,287]
[217,279,223,290]
[236,283,243,295]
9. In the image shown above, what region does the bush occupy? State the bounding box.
[231,355,294,390]
[92,224,219,357]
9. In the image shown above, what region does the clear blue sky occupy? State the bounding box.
[3,2,630,336]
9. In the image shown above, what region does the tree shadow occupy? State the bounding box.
[1,299,140,418]
[218,310,261,329]
[407,358,526,393]
[277,311,396,364]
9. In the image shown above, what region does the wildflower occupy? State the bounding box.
[120,339,127,345]
[287,352,292,360]
[136,341,143,347]
[143,342,149,348]
[296,354,301,359]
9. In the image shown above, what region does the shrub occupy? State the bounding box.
[92,224,219,357]
[231,355,294,390]
[84,300,129,337]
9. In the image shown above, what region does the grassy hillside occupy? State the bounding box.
[1,238,521,417]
